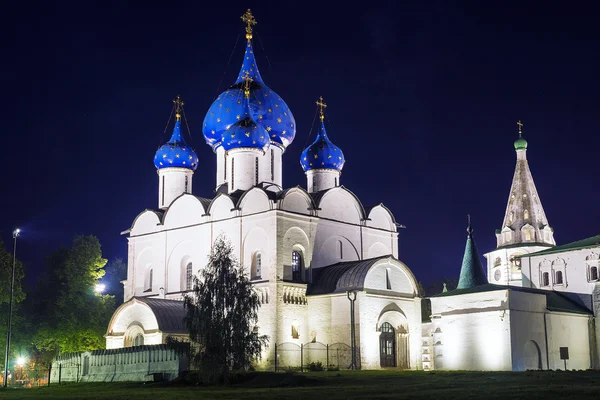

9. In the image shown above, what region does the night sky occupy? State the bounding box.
[3,1,599,294]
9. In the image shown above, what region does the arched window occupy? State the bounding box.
[555,270,564,285]
[338,240,343,259]
[586,254,599,282]
[252,252,262,280]
[494,257,502,267]
[542,272,550,287]
[231,157,235,191]
[255,157,259,186]
[184,175,189,192]
[291,320,300,339]
[145,267,153,292]
[185,262,193,291]
[524,209,529,220]
[292,251,302,282]
[270,149,275,181]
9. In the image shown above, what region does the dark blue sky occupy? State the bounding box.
[3,1,599,294]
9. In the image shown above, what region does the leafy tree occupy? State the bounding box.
[184,236,267,382]
[32,235,115,355]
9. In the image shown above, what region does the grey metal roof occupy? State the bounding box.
[136,297,187,334]
[308,255,392,295]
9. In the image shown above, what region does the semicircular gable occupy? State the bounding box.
[366,204,396,231]
[106,299,159,335]
[208,193,236,220]
[364,258,418,296]
[163,194,207,228]
[280,187,313,215]
[317,235,359,267]
[317,187,365,224]
[238,188,272,216]
[242,226,270,274]
[129,210,163,236]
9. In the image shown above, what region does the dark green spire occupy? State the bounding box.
[457,215,488,289]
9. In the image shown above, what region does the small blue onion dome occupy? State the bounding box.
[154,117,198,170]
[202,39,296,151]
[221,98,269,152]
[300,120,345,172]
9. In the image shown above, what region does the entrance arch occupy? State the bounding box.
[523,340,542,370]
[380,322,396,367]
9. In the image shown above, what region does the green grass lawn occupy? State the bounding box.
[1,370,598,400]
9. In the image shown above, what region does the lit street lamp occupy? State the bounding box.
[3,228,20,388]
[94,283,106,294]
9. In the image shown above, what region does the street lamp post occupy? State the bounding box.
[3,228,20,388]
[347,290,358,370]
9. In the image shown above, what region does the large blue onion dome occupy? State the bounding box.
[154,100,198,170]
[202,10,295,151]
[221,97,269,152]
[300,120,345,172]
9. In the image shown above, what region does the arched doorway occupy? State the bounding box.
[523,340,542,370]
[380,322,396,367]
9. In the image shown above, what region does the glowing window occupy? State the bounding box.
[185,262,193,291]
[524,229,532,241]
[252,252,262,280]
[291,321,299,339]
[292,251,302,282]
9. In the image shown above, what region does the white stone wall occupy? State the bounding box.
[306,169,340,193]
[520,246,600,295]
[157,168,193,210]
[430,290,513,370]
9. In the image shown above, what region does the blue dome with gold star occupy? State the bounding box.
[300,120,345,172]
[154,118,199,170]
[202,12,295,152]
[221,97,270,152]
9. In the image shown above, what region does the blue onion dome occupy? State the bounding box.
[202,10,295,151]
[154,99,198,170]
[221,96,269,152]
[300,118,345,172]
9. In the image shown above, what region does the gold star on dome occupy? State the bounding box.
[277,117,282,123]
[217,118,221,122]
[245,132,250,137]
[266,126,272,131]
[268,108,272,113]
[258,115,263,120]
[236,115,241,120]
[175,154,180,158]
[162,154,167,158]
[282,130,286,135]
[314,154,318,159]
[189,155,193,159]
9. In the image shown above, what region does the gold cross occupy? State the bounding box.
[243,71,253,98]
[173,95,184,120]
[316,96,327,121]
[241,9,257,40]
[517,120,523,134]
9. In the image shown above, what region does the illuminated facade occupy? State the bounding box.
[105,10,422,370]
[484,124,556,286]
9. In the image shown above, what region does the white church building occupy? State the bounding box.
[105,10,599,371]
[105,10,422,370]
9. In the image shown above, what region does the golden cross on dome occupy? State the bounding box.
[316,96,327,122]
[243,71,253,98]
[241,9,257,40]
[173,95,184,120]
[517,120,523,134]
